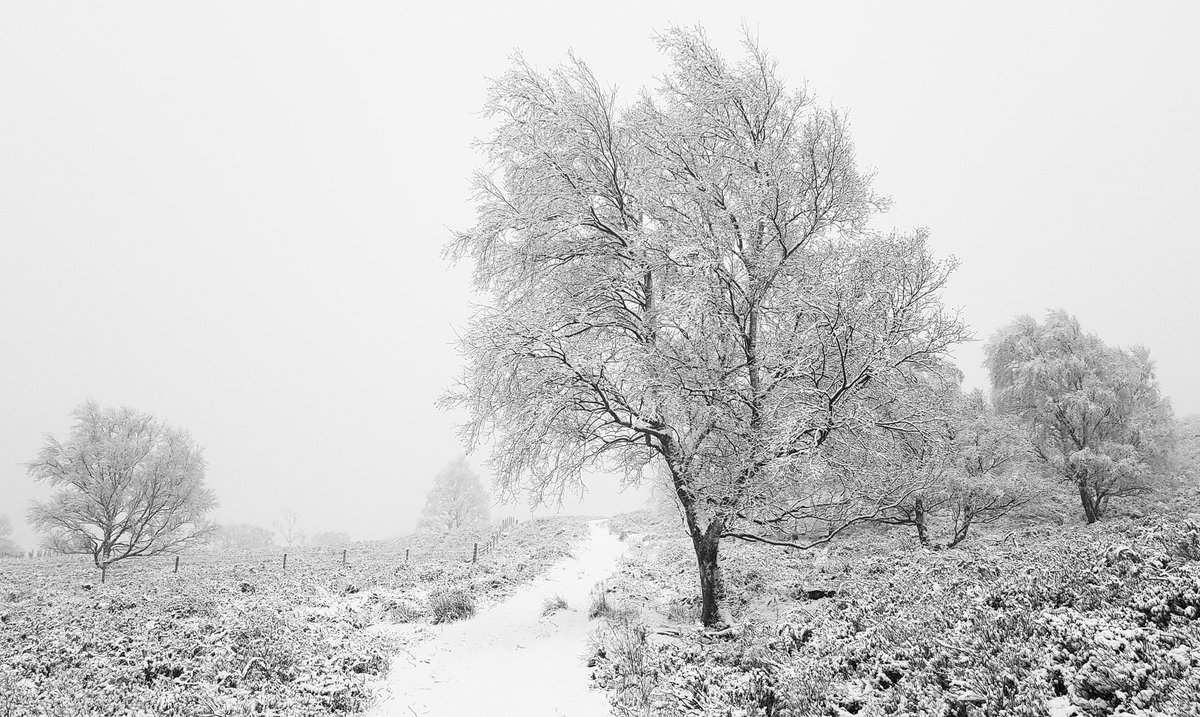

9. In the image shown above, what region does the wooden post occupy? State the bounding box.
[472,543,478,563]
[282,553,288,570]
[405,548,410,563]
[342,549,347,565]
[173,556,179,574]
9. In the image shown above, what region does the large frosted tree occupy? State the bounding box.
[27,402,216,577]
[984,311,1176,523]
[447,28,967,626]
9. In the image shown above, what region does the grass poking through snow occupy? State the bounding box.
[541,593,569,616]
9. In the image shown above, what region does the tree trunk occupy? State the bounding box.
[692,519,730,629]
[1078,482,1101,523]
[947,513,972,549]
[913,497,930,546]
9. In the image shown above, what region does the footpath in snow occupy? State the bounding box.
[366,519,627,717]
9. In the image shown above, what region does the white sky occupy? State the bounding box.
[2,2,1197,548]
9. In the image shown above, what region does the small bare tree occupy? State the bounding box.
[274,509,306,548]
[26,402,216,578]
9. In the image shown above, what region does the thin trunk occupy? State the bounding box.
[946,511,972,549]
[913,497,930,546]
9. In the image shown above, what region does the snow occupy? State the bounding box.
[366,519,627,716]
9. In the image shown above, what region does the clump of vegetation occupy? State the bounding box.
[588,590,613,620]
[428,587,477,623]
[591,611,656,713]
[541,593,569,616]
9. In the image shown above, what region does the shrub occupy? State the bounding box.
[428,587,476,624]
[592,611,655,714]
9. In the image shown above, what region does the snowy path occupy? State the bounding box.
[366,520,626,717]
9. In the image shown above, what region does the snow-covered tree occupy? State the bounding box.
[27,402,216,574]
[879,389,1031,548]
[446,28,967,626]
[419,457,491,533]
[984,311,1176,523]
[0,514,20,557]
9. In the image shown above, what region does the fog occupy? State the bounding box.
[2,1,1197,549]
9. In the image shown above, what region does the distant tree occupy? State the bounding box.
[984,311,1176,523]
[274,509,306,548]
[0,514,20,557]
[26,402,217,574]
[1178,415,1200,480]
[212,523,275,551]
[445,29,967,626]
[310,531,352,547]
[419,457,491,533]
[880,389,1030,547]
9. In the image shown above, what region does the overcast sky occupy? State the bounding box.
[2,2,1197,549]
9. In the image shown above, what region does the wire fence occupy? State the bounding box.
[0,516,522,583]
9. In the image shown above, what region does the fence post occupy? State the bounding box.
[173,556,179,574]
[405,548,410,564]
[342,549,347,565]
[472,543,478,563]
[282,553,288,570]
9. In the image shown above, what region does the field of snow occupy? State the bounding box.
[0,516,591,716]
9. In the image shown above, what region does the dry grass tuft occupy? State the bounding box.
[541,593,569,616]
[428,587,476,623]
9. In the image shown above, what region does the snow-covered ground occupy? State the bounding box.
[366,520,627,716]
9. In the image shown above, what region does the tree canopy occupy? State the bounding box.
[26,401,217,572]
[447,27,967,625]
[984,310,1176,522]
